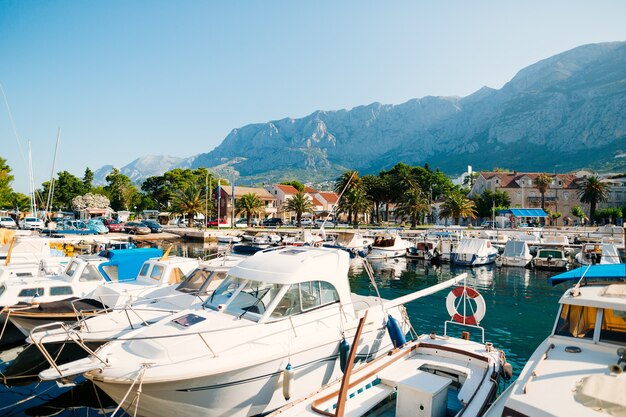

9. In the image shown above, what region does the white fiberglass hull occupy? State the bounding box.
[88,319,399,417]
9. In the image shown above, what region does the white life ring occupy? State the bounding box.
[446,286,486,325]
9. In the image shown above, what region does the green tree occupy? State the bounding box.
[533,173,552,210]
[473,189,511,218]
[362,175,387,223]
[571,205,585,225]
[439,192,477,225]
[280,180,305,192]
[236,193,265,226]
[0,156,15,208]
[577,175,609,222]
[81,167,94,194]
[172,183,205,227]
[335,170,361,223]
[48,171,85,209]
[105,168,140,211]
[394,188,430,228]
[285,192,314,227]
[338,187,371,226]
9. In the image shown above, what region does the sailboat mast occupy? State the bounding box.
[28,141,37,216]
[45,129,61,217]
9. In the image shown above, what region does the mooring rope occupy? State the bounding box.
[110,363,150,417]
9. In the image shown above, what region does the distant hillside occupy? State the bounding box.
[95,41,626,185]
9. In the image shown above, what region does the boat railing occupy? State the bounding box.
[29,321,109,379]
[444,320,486,344]
[522,343,555,394]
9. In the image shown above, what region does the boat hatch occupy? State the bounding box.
[280,249,306,256]
[601,285,626,299]
[171,314,206,327]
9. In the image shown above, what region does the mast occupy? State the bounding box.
[45,128,61,218]
[28,141,37,216]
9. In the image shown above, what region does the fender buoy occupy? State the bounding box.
[282,362,294,400]
[339,338,350,373]
[446,287,486,325]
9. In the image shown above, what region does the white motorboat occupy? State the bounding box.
[39,247,465,417]
[0,236,72,281]
[533,248,569,270]
[406,241,435,260]
[575,242,622,266]
[324,231,374,257]
[217,235,242,244]
[368,233,412,259]
[268,289,509,417]
[485,265,626,417]
[496,239,533,268]
[451,238,498,266]
[6,253,199,336]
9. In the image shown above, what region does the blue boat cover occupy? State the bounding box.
[549,264,626,286]
[498,208,548,217]
[98,247,164,282]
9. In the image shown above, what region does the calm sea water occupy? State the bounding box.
[0,243,566,416]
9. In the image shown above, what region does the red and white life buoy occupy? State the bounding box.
[446,286,486,325]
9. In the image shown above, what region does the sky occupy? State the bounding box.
[1,1,626,193]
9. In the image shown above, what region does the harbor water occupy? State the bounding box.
[0,244,566,416]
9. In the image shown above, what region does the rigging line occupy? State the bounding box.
[0,83,27,169]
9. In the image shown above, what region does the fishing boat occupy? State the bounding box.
[451,238,498,267]
[4,254,243,381]
[496,239,533,268]
[575,242,622,266]
[39,248,465,417]
[6,252,198,336]
[0,248,161,346]
[485,265,626,417]
[406,241,435,260]
[368,233,412,259]
[268,285,510,417]
[532,248,569,270]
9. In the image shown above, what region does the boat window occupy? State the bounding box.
[554,304,597,339]
[18,288,44,297]
[168,267,186,285]
[176,268,210,293]
[65,261,80,277]
[226,280,283,319]
[205,275,243,309]
[80,264,102,282]
[539,250,563,259]
[271,285,303,319]
[150,265,164,281]
[0,285,5,297]
[301,281,322,310]
[50,286,73,296]
[199,271,228,295]
[139,263,151,277]
[599,309,626,345]
[320,282,340,304]
[101,265,119,281]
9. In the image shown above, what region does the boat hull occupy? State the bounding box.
[89,325,397,417]
[452,253,497,266]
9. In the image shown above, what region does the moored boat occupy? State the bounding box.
[451,238,498,267]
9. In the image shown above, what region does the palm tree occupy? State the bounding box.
[439,192,477,225]
[571,205,585,226]
[395,188,430,228]
[235,193,265,226]
[533,173,552,210]
[285,192,314,227]
[338,188,371,226]
[362,175,387,224]
[577,175,609,222]
[335,170,361,224]
[171,183,205,227]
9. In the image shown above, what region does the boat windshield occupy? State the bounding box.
[176,268,227,295]
[600,308,626,345]
[203,275,283,320]
[554,304,597,339]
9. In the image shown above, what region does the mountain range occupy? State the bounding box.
[94,41,626,186]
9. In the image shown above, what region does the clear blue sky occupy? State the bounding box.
[2,0,626,192]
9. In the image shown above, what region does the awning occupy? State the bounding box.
[549,264,626,286]
[498,208,548,217]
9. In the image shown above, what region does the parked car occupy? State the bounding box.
[207,218,229,227]
[102,218,125,232]
[141,220,163,233]
[123,221,151,235]
[262,218,283,227]
[19,216,45,230]
[235,218,260,228]
[292,218,313,226]
[313,219,335,228]
[0,216,18,229]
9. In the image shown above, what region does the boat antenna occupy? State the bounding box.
[0,84,27,169]
[570,263,593,297]
[316,171,357,240]
[44,128,61,218]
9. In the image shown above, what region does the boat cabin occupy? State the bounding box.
[203,247,350,323]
